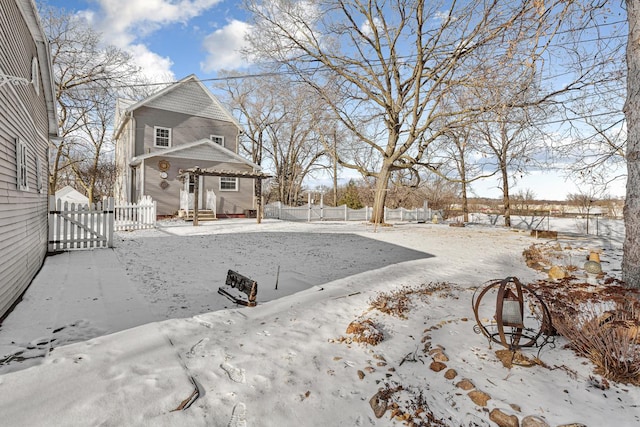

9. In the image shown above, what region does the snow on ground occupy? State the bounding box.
[0,218,637,426]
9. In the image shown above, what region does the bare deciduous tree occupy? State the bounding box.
[243,0,561,223]
[218,74,327,205]
[41,5,146,201]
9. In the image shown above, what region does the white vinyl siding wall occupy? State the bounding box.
[0,0,52,319]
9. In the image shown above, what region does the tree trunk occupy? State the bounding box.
[461,180,469,223]
[501,165,511,227]
[460,157,469,222]
[623,0,640,288]
[333,132,338,206]
[371,163,392,224]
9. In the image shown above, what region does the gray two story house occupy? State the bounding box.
[113,75,261,217]
[0,0,58,319]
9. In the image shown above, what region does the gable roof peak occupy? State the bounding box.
[123,75,241,129]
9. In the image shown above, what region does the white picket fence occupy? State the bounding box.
[264,201,430,222]
[114,195,157,231]
[48,196,156,251]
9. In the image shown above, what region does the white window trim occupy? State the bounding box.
[219,177,238,192]
[210,135,224,145]
[16,137,29,191]
[154,126,172,148]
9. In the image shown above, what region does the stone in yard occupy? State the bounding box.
[495,350,538,368]
[357,370,365,380]
[468,390,491,407]
[584,260,602,274]
[430,361,447,372]
[369,391,388,418]
[433,352,449,363]
[521,415,550,427]
[456,379,475,391]
[489,408,519,427]
[548,265,566,280]
[444,369,457,380]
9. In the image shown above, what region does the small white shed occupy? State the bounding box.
[55,186,89,205]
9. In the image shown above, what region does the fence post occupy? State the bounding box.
[106,197,114,248]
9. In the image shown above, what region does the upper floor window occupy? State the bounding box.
[154,126,171,147]
[210,135,224,146]
[220,177,238,191]
[16,137,28,191]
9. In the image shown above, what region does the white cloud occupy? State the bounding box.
[127,44,175,82]
[79,0,223,82]
[360,17,382,38]
[96,0,221,36]
[201,20,252,72]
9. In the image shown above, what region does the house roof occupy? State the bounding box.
[114,75,242,139]
[130,138,261,170]
[16,0,59,138]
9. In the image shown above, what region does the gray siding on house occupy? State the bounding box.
[113,76,257,216]
[143,157,254,216]
[0,0,52,319]
[133,106,239,156]
[145,80,232,122]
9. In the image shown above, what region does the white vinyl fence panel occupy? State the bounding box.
[49,196,157,251]
[114,195,157,231]
[49,196,114,251]
[263,202,429,223]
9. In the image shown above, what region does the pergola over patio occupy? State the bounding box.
[178,166,272,226]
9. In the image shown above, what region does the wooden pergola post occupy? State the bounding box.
[178,167,271,226]
[193,168,200,226]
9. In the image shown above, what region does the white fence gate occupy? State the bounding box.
[48,196,114,251]
[48,196,157,251]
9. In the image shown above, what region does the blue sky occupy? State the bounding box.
[40,0,628,200]
[43,0,252,81]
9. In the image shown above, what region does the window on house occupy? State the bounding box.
[154,126,171,147]
[220,177,238,191]
[210,135,224,145]
[16,137,28,191]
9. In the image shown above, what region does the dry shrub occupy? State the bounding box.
[344,319,384,345]
[523,244,550,270]
[554,302,640,385]
[369,282,452,319]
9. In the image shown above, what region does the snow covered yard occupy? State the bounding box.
[0,219,638,426]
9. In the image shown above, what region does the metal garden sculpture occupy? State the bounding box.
[472,277,553,350]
